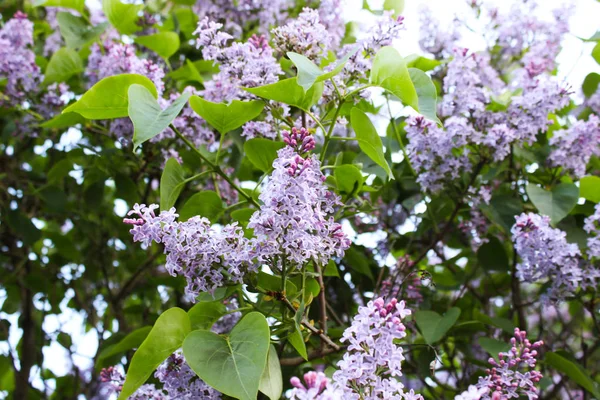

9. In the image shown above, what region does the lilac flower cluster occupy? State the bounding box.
[288,371,342,400]
[195,18,282,102]
[549,115,600,178]
[100,366,164,399]
[272,8,332,62]
[43,8,64,56]
[511,213,583,302]
[0,12,41,106]
[584,204,600,259]
[454,385,489,400]
[405,116,472,193]
[125,204,254,298]
[154,352,221,399]
[316,0,345,50]
[331,298,423,399]
[38,83,70,119]
[476,328,543,400]
[459,186,492,251]
[418,6,461,58]
[194,0,289,37]
[249,128,350,269]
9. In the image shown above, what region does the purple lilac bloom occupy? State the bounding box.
[194,0,289,37]
[86,42,165,94]
[100,366,165,399]
[242,120,278,139]
[205,168,240,206]
[195,19,282,101]
[37,83,70,119]
[288,371,343,400]
[584,204,600,259]
[317,0,345,50]
[548,115,600,178]
[155,352,221,399]
[43,8,65,56]
[511,213,583,302]
[124,204,254,298]
[418,6,461,58]
[507,76,570,145]
[476,328,543,400]
[405,115,472,193]
[0,12,42,106]
[455,385,489,400]
[248,128,350,270]
[271,8,332,62]
[587,87,600,114]
[331,297,423,399]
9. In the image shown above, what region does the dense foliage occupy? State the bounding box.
[1,0,600,399]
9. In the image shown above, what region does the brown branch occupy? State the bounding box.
[313,262,328,351]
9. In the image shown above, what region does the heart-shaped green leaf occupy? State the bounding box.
[179,191,224,222]
[526,183,579,224]
[64,74,158,120]
[414,307,461,344]
[580,176,600,203]
[370,46,418,110]
[134,32,180,61]
[350,108,393,179]
[259,345,283,400]
[189,96,264,135]
[57,12,108,49]
[244,138,285,172]
[102,0,143,35]
[188,301,227,331]
[128,84,191,150]
[334,164,364,195]
[43,47,83,86]
[118,308,191,399]
[408,68,440,124]
[160,158,185,210]
[183,312,270,400]
[478,337,511,360]
[244,77,323,111]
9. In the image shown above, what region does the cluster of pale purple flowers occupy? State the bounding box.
[405,115,471,193]
[549,115,600,178]
[100,352,220,399]
[194,0,289,37]
[476,328,543,400]
[288,298,422,400]
[332,298,423,400]
[154,352,221,399]
[194,18,282,102]
[249,128,350,270]
[125,204,253,298]
[511,213,583,302]
[272,8,332,62]
[0,12,41,106]
[459,186,492,251]
[125,128,350,296]
[418,6,461,58]
[584,204,600,259]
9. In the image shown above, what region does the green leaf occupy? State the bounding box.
[128,84,190,150]
[288,329,308,360]
[188,301,227,331]
[583,73,600,98]
[257,271,297,296]
[183,312,270,400]
[118,308,191,399]
[545,352,600,398]
[383,0,404,16]
[477,236,509,271]
[414,307,461,344]
[580,176,600,203]
[43,47,83,86]
[189,96,264,135]
[334,164,363,194]
[64,74,158,120]
[259,345,283,400]
[97,326,151,364]
[324,260,340,277]
[593,42,600,65]
[350,108,393,179]
[39,112,86,129]
[526,183,579,224]
[134,32,180,61]
[33,0,84,12]
[168,59,205,83]
[179,191,224,222]
[287,52,324,91]
[57,12,108,49]
[343,246,374,280]
[160,158,185,210]
[244,77,324,111]
[405,54,441,72]
[103,0,143,35]
[478,337,511,360]
[370,46,418,110]
[244,139,285,172]
[408,68,440,124]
